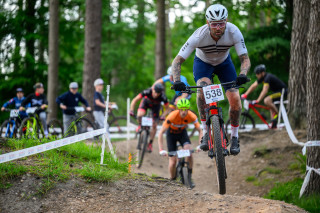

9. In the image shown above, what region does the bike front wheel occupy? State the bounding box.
[19,117,41,139]
[0,120,17,138]
[137,129,148,168]
[212,115,226,195]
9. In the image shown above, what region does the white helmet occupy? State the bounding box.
[205,4,228,21]
[167,66,172,75]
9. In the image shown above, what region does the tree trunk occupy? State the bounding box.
[47,0,59,121]
[165,0,172,66]
[13,0,23,74]
[25,0,36,79]
[155,0,166,79]
[288,0,309,129]
[135,0,145,46]
[305,0,320,196]
[82,0,102,111]
[205,0,210,9]
[247,0,257,30]
[259,0,266,27]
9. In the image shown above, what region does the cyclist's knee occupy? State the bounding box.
[264,96,272,105]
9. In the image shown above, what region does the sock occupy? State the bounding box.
[201,120,207,135]
[231,124,239,138]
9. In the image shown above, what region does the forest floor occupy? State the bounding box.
[0,129,308,212]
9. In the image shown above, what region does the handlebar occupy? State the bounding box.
[171,80,247,94]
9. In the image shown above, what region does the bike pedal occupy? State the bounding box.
[208,150,215,158]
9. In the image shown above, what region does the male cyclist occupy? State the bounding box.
[171,4,251,155]
[1,88,28,121]
[241,64,287,128]
[56,82,91,134]
[158,99,202,187]
[130,83,169,152]
[20,83,48,136]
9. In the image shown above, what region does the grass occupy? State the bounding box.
[264,178,320,213]
[263,153,320,212]
[0,137,129,195]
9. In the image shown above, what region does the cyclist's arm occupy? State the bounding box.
[153,78,164,87]
[238,53,251,76]
[130,94,142,111]
[257,84,270,103]
[244,81,258,96]
[79,95,89,107]
[95,99,106,108]
[172,55,185,82]
[2,98,15,109]
[193,122,203,145]
[158,124,169,151]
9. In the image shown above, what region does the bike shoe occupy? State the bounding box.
[135,125,141,133]
[200,133,209,151]
[230,137,240,155]
[147,143,153,153]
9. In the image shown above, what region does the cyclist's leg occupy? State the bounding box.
[166,128,178,179]
[147,104,161,151]
[265,93,281,119]
[137,98,148,125]
[63,114,75,134]
[93,111,105,129]
[39,111,48,136]
[193,55,214,136]
[180,129,193,170]
[215,55,240,138]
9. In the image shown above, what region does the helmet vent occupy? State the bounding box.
[215,10,220,17]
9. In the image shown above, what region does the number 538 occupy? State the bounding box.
[205,89,222,99]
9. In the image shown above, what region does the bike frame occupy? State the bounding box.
[247,103,271,128]
[5,119,17,138]
[206,102,228,158]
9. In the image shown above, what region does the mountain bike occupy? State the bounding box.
[64,106,97,137]
[19,107,63,139]
[108,102,137,133]
[225,99,288,134]
[0,109,22,138]
[136,115,152,168]
[177,80,246,194]
[168,147,197,189]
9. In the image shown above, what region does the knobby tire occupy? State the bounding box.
[212,115,226,195]
[137,130,148,168]
[182,166,191,188]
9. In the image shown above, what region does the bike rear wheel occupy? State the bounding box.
[137,129,148,168]
[226,112,255,136]
[47,119,63,139]
[212,115,226,195]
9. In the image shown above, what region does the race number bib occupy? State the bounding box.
[75,106,85,112]
[26,107,37,114]
[177,149,190,158]
[141,117,153,127]
[10,110,19,118]
[203,84,224,104]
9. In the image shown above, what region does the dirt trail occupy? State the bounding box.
[0,129,308,212]
[115,129,306,197]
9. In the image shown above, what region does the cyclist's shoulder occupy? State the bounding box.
[187,110,198,120]
[167,110,180,119]
[191,24,210,40]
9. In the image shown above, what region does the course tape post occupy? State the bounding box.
[279,93,320,197]
[0,128,106,164]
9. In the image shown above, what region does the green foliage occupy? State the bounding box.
[265,178,320,213]
[0,162,27,189]
[0,0,293,120]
